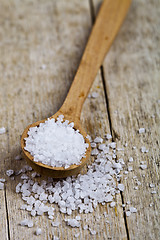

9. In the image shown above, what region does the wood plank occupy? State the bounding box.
[92,0,160,239]
[0,0,128,239]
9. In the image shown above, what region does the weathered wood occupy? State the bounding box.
[92,0,160,239]
[0,0,128,239]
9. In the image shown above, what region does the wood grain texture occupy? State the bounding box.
[0,0,127,239]
[93,0,160,239]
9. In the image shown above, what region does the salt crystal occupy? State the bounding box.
[110,202,116,208]
[149,183,155,188]
[118,184,125,192]
[109,142,116,149]
[151,191,156,194]
[28,220,34,228]
[40,64,46,70]
[65,219,80,228]
[140,164,147,170]
[75,233,80,238]
[130,207,137,213]
[0,178,5,182]
[138,128,145,134]
[91,92,99,98]
[83,225,88,230]
[128,166,133,172]
[141,146,148,153]
[91,149,99,156]
[129,157,133,162]
[52,221,60,227]
[105,134,112,140]
[35,228,42,235]
[89,228,96,235]
[91,142,96,148]
[126,211,131,217]
[94,137,103,143]
[126,201,130,205]
[6,169,14,177]
[0,127,6,134]
[134,186,138,190]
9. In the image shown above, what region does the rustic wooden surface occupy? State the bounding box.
[0,0,159,240]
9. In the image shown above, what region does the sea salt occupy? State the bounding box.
[138,128,145,134]
[126,211,131,217]
[6,169,14,177]
[149,183,155,188]
[118,184,125,192]
[91,92,99,98]
[24,116,89,168]
[110,202,116,208]
[65,219,80,228]
[35,228,42,235]
[0,127,6,134]
[15,155,22,160]
[140,164,147,170]
[141,146,148,153]
[130,207,137,213]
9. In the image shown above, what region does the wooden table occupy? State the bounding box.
[0,0,159,239]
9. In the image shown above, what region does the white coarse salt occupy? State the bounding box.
[24,116,89,168]
[128,166,133,172]
[134,186,138,190]
[105,134,112,140]
[91,142,96,148]
[109,142,116,149]
[141,146,148,153]
[151,191,156,194]
[129,157,133,162]
[35,228,42,235]
[94,137,103,143]
[126,211,131,217]
[89,228,96,235]
[91,92,99,98]
[75,233,80,238]
[110,202,116,208]
[83,225,88,230]
[65,219,80,228]
[0,178,5,182]
[149,183,155,188]
[27,220,34,228]
[140,164,147,170]
[118,184,125,192]
[138,128,145,134]
[130,207,137,213]
[0,127,6,134]
[0,182,4,190]
[6,169,14,177]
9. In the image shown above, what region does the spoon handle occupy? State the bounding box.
[60,0,131,120]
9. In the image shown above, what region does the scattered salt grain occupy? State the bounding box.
[91,149,99,156]
[118,184,125,192]
[94,137,103,143]
[89,228,96,235]
[126,211,131,217]
[6,169,14,177]
[35,228,42,236]
[128,166,133,172]
[52,221,60,227]
[75,233,80,238]
[65,219,80,228]
[110,202,116,208]
[140,164,147,170]
[141,146,148,153]
[130,207,137,213]
[151,191,156,194]
[105,134,112,140]
[149,183,155,188]
[91,92,99,98]
[40,64,46,70]
[0,127,6,134]
[91,142,96,148]
[132,146,136,150]
[28,220,34,228]
[109,142,116,149]
[0,178,5,182]
[129,157,133,162]
[83,225,88,230]
[138,128,145,134]
[134,186,138,190]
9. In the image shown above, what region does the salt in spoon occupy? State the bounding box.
[21,0,131,178]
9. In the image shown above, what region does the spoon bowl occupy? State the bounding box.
[21,112,91,178]
[21,0,131,178]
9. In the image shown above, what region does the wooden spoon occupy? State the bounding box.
[21,0,131,178]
